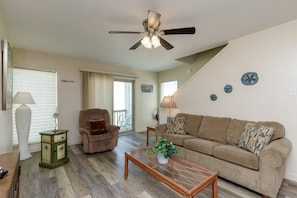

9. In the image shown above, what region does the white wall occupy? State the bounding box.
[174,19,297,182]
[11,49,157,148]
[0,11,13,154]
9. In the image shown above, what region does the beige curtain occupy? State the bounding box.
[82,71,113,113]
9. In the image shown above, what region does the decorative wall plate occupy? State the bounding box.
[241,72,258,86]
[210,94,217,101]
[224,84,233,93]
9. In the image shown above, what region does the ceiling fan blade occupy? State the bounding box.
[148,10,161,30]
[162,27,196,35]
[109,31,142,34]
[129,40,142,50]
[159,37,174,50]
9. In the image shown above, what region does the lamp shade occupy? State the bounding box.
[160,96,177,108]
[13,92,35,104]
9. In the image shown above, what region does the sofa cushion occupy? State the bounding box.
[227,119,254,145]
[213,145,259,170]
[161,133,195,146]
[184,138,223,155]
[176,113,203,137]
[198,116,231,144]
[238,123,274,156]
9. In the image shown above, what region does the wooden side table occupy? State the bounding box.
[146,126,157,146]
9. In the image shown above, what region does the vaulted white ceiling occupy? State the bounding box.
[1,0,297,72]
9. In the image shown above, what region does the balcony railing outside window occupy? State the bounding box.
[113,109,132,132]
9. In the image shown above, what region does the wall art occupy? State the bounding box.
[1,40,13,110]
[141,84,153,93]
[224,84,233,93]
[210,94,217,101]
[241,72,258,86]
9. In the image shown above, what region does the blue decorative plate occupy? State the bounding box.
[210,94,217,101]
[224,84,233,93]
[241,72,258,86]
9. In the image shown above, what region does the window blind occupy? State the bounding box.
[12,68,57,145]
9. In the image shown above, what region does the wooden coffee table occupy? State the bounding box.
[125,147,218,198]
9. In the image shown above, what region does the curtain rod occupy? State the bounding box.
[79,68,138,78]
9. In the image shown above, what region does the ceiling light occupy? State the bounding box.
[151,35,161,48]
[141,35,161,49]
[141,36,152,49]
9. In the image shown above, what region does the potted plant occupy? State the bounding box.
[148,137,178,164]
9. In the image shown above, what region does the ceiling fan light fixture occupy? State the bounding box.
[141,36,152,49]
[141,35,161,49]
[109,10,195,50]
[151,35,161,48]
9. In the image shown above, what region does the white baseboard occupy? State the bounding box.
[285,171,297,182]
[135,128,146,132]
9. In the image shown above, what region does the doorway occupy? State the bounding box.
[113,80,134,133]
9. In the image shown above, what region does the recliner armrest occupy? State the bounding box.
[106,125,120,132]
[79,128,91,136]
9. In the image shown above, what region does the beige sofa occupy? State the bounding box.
[156,113,292,198]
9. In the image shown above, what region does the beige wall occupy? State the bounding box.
[0,11,13,154]
[172,19,297,181]
[9,49,158,150]
[158,45,226,91]
[157,46,225,123]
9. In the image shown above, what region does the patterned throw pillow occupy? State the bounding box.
[238,122,257,149]
[238,122,274,156]
[167,117,176,134]
[167,116,186,134]
[175,116,186,134]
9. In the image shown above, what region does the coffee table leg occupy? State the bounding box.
[146,127,149,146]
[212,177,218,198]
[124,154,128,179]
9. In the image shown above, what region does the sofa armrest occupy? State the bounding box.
[259,137,292,169]
[156,124,167,137]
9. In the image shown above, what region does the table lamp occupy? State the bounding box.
[160,96,177,118]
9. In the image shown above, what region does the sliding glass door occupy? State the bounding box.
[113,80,134,133]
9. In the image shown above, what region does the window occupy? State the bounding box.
[12,68,57,144]
[113,80,134,132]
[160,81,178,100]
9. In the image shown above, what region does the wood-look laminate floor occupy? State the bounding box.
[20,132,297,198]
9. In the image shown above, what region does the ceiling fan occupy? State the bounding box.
[108,10,196,50]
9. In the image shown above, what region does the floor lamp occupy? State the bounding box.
[13,92,35,160]
[160,96,177,118]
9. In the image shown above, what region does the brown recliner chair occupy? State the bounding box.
[79,108,120,153]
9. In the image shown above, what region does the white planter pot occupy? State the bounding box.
[157,153,169,164]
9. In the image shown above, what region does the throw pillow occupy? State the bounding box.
[89,119,107,135]
[167,117,176,134]
[238,122,274,156]
[238,122,257,149]
[166,116,186,134]
[175,116,186,135]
